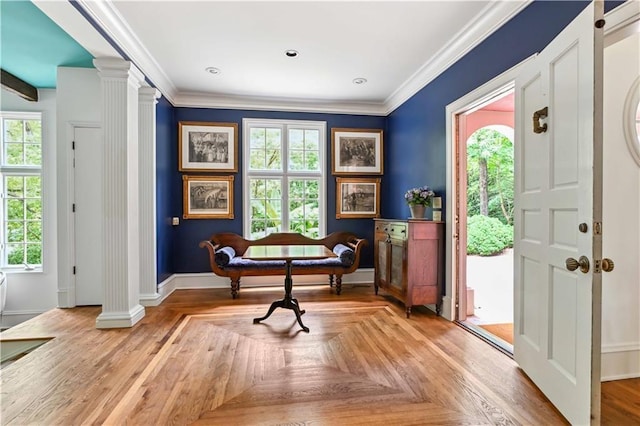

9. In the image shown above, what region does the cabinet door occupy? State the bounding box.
[388,238,406,294]
[376,237,389,286]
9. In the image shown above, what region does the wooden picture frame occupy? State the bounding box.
[183,175,234,219]
[331,128,383,175]
[179,121,238,172]
[336,177,381,219]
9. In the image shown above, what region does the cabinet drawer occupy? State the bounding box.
[375,221,407,240]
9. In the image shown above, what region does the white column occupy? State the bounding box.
[93,58,146,328]
[138,87,162,305]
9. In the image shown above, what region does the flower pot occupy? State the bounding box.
[409,204,426,219]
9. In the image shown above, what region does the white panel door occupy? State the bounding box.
[514,2,604,425]
[74,126,103,306]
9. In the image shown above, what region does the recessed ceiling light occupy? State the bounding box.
[285,49,299,58]
[353,78,367,85]
[205,67,221,75]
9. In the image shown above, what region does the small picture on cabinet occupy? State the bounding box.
[183,175,234,219]
[336,177,380,219]
[179,121,238,172]
[331,128,383,175]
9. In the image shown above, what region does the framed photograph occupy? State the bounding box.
[183,175,234,219]
[331,128,383,175]
[336,177,381,219]
[179,121,238,172]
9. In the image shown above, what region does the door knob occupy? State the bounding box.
[601,258,614,272]
[566,256,590,273]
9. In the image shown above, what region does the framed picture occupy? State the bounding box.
[179,121,238,172]
[183,175,234,219]
[331,128,383,175]
[336,177,380,219]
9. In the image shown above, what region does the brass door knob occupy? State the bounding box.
[566,256,590,273]
[601,258,614,272]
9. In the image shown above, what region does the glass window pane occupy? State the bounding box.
[289,150,304,170]
[26,244,42,265]
[7,199,24,220]
[26,221,42,242]
[25,176,41,198]
[250,149,266,170]
[306,180,319,199]
[250,128,266,149]
[26,199,42,220]
[289,128,304,149]
[250,179,266,198]
[6,143,24,165]
[266,150,281,170]
[7,221,24,243]
[25,144,42,165]
[305,129,319,150]
[4,119,23,142]
[305,151,319,171]
[6,176,24,198]
[24,120,41,143]
[266,129,281,150]
[251,199,266,217]
[7,244,24,265]
[289,180,304,199]
[266,199,282,218]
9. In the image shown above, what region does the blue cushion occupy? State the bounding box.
[214,246,236,266]
[333,244,355,266]
[292,258,345,268]
[225,258,286,270]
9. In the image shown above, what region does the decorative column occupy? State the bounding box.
[138,87,162,305]
[94,58,145,328]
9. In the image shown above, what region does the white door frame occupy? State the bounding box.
[444,58,533,321]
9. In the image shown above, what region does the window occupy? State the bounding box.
[243,119,326,239]
[0,112,43,269]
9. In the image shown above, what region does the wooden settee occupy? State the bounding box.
[199,232,367,298]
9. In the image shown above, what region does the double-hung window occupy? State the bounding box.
[0,112,43,269]
[243,119,326,239]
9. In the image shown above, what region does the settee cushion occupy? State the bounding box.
[214,246,236,266]
[225,257,286,270]
[332,244,355,266]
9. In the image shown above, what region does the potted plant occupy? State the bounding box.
[404,186,435,219]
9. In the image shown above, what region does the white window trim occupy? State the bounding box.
[242,118,327,238]
[0,111,44,272]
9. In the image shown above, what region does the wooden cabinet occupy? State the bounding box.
[374,219,444,317]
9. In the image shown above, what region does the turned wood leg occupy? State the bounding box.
[336,276,342,295]
[329,274,334,288]
[231,279,240,299]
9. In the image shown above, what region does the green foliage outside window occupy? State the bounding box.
[2,116,43,266]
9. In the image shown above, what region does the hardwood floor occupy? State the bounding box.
[0,284,636,425]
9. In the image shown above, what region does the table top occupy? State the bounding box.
[243,245,336,261]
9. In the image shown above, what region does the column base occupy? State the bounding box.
[96,304,145,329]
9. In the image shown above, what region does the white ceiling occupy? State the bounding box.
[35,1,530,115]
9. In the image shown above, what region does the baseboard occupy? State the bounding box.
[601,342,640,381]
[0,310,47,330]
[95,304,146,329]
[140,275,177,306]
[441,296,454,321]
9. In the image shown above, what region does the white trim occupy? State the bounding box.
[140,274,175,307]
[601,342,640,354]
[603,0,640,47]
[444,55,535,323]
[601,342,640,381]
[95,304,145,329]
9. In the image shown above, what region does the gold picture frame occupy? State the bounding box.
[183,175,234,219]
[179,121,238,172]
[336,177,381,219]
[331,128,383,175]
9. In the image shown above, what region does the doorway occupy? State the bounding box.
[454,89,515,354]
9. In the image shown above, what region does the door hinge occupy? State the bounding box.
[72,203,76,212]
[594,259,601,274]
[593,222,602,235]
[73,266,76,275]
[72,141,75,150]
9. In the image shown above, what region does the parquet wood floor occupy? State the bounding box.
[0,285,635,425]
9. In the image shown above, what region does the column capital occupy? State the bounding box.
[93,57,145,87]
[139,86,162,104]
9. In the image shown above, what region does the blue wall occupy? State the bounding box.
[384,1,599,220]
[164,109,385,275]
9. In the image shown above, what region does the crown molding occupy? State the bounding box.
[174,92,387,116]
[382,0,531,115]
[72,0,530,116]
[75,0,178,104]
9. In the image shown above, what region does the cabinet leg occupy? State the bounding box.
[374,283,379,295]
[406,307,411,318]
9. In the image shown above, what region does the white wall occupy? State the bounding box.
[0,89,58,327]
[55,67,101,308]
[601,32,640,381]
